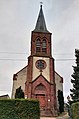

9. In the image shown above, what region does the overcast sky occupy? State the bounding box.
[0,0,79,102]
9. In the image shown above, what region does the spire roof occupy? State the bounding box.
[34,5,49,33]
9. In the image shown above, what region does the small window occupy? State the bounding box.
[42,39,46,53]
[36,39,41,53]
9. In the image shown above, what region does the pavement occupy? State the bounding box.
[40,113,69,119]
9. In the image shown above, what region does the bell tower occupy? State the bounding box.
[25,5,57,116]
[31,5,52,57]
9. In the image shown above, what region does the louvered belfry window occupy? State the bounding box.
[42,39,46,53]
[36,39,41,53]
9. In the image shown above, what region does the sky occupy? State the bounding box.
[0,0,79,102]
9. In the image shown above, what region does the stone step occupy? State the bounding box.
[40,109,53,117]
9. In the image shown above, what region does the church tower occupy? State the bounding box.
[12,4,63,117]
[25,5,57,116]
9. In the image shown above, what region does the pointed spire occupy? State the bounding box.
[34,4,49,33]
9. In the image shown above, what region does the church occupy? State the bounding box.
[12,5,63,117]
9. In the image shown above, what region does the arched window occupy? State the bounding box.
[42,39,46,53]
[35,84,46,91]
[36,39,41,53]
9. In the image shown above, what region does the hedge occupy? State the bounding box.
[71,102,79,119]
[0,99,40,119]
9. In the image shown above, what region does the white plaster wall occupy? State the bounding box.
[12,67,27,98]
[33,57,50,82]
[55,72,63,110]
[55,73,63,92]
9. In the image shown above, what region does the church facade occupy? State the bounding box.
[12,5,63,117]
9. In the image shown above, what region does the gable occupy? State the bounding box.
[32,74,50,84]
[12,66,27,98]
[55,71,63,92]
[55,71,63,83]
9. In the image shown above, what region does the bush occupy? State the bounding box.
[71,102,79,119]
[15,86,24,99]
[58,90,64,113]
[0,99,40,119]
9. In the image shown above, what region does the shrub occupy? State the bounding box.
[71,102,79,119]
[15,86,24,99]
[0,99,40,119]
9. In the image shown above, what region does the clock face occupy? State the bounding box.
[35,60,46,70]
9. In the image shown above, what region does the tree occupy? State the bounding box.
[15,86,24,98]
[70,49,79,101]
[58,90,64,113]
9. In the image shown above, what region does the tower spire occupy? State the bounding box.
[34,4,49,33]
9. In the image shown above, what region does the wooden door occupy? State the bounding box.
[36,94,46,108]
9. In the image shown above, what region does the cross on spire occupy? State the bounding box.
[40,2,43,5]
[40,2,43,8]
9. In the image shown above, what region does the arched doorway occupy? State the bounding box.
[34,83,47,109]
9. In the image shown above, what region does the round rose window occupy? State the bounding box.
[35,60,46,70]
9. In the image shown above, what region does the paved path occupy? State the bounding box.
[40,113,69,119]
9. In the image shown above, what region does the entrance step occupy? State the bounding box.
[40,109,54,117]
